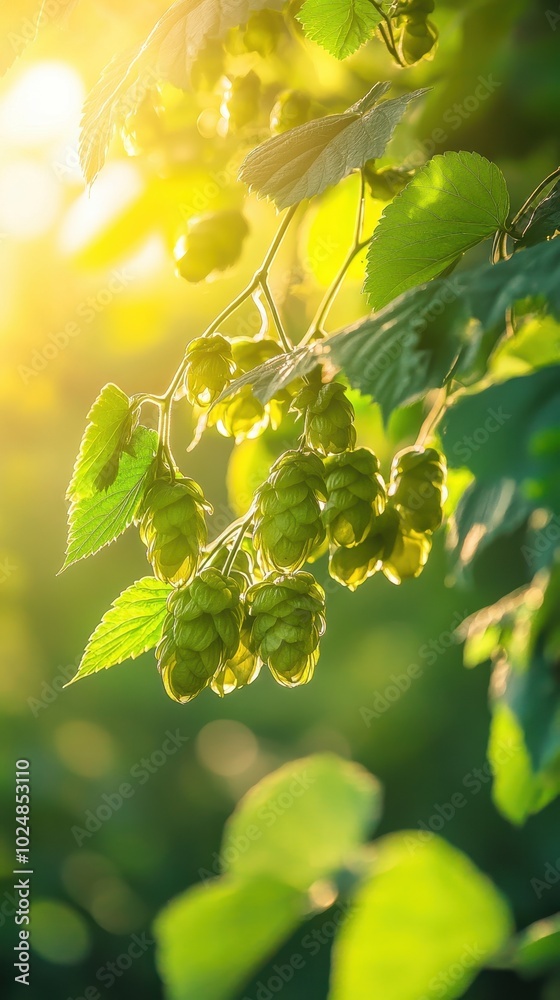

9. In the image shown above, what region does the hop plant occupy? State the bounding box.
[323,448,386,547]
[388,446,447,533]
[363,162,415,201]
[392,0,438,65]
[174,210,249,283]
[139,477,212,586]
[156,569,243,703]
[253,451,327,572]
[293,371,356,455]
[270,89,314,134]
[210,338,285,442]
[242,9,285,55]
[329,530,385,591]
[211,623,260,696]
[381,507,433,584]
[184,334,236,407]
[222,71,261,130]
[246,571,326,686]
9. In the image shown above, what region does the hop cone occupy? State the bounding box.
[184,334,236,407]
[246,571,326,686]
[293,372,356,455]
[328,507,396,590]
[380,507,432,585]
[323,448,386,547]
[211,622,260,696]
[156,569,243,703]
[139,477,211,585]
[253,451,327,572]
[210,338,284,442]
[389,446,447,533]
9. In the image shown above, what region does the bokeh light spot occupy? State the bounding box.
[53,719,116,778]
[196,720,259,777]
[31,899,90,965]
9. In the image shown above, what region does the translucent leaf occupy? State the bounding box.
[62,426,158,570]
[154,877,304,1000]
[488,702,559,825]
[69,577,172,683]
[80,0,283,184]
[297,0,382,59]
[329,834,513,1000]
[221,753,382,891]
[365,151,510,309]
[239,83,428,210]
[66,383,133,501]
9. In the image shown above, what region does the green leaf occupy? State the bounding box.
[69,577,172,684]
[154,877,304,1000]
[365,151,510,309]
[446,479,531,579]
[80,0,284,184]
[221,753,382,891]
[329,834,513,1000]
[218,238,560,423]
[497,914,560,977]
[518,180,560,248]
[488,702,559,825]
[66,383,134,501]
[62,426,158,571]
[239,84,428,210]
[296,0,382,59]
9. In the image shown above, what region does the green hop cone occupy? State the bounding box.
[253,451,327,572]
[270,89,314,134]
[323,448,386,547]
[184,334,236,407]
[396,16,438,64]
[246,571,326,687]
[363,162,415,201]
[328,507,397,590]
[175,210,249,283]
[156,569,243,703]
[243,9,285,55]
[139,477,212,586]
[388,446,447,533]
[293,371,356,456]
[380,506,432,585]
[222,71,261,130]
[211,621,260,696]
[205,542,254,591]
[210,338,285,442]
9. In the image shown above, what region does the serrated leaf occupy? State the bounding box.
[80,0,283,184]
[329,834,513,1000]
[66,383,133,501]
[365,151,511,309]
[155,877,304,1000]
[239,84,428,210]
[297,0,382,59]
[69,577,172,684]
[0,0,76,77]
[62,426,158,571]
[221,753,382,891]
[518,180,560,249]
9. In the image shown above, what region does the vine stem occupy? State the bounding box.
[416,383,454,448]
[222,512,254,576]
[492,164,560,263]
[372,0,405,67]
[301,172,369,347]
[150,206,297,468]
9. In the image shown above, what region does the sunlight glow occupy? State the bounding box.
[0,159,61,238]
[0,62,84,147]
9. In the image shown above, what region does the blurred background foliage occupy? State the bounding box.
[0,0,559,997]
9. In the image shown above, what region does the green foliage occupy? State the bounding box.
[69,577,172,682]
[239,83,427,210]
[66,383,136,499]
[518,180,560,248]
[296,0,382,59]
[155,877,304,1000]
[222,753,381,890]
[365,152,510,309]
[498,914,560,977]
[62,426,158,570]
[329,834,513,1000]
